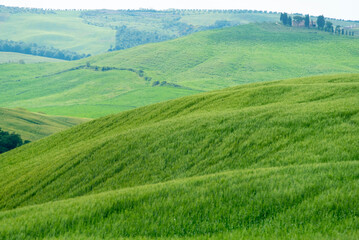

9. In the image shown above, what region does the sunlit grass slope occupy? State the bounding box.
[1,161,358,239]
[0,52,64,64]
[90,23,359,90]
[0,23,358,118]
[0,24,359,117]
[1,74,359,239]
[0,107,88,141]
[0,62,201,118]
[0,11,115,55]
[0,8,281,56]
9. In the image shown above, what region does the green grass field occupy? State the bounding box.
[179,11,279,26]
[0,8,280,57]
[1,6,356,58]
[81,9,280,33]
[0,107,88,141]
[0,52,65,64]
[90,23,359,90]
[0,23,358,118]
[0,74,358,239]
[0,11,115,55]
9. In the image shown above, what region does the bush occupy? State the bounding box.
[0,128,29,154]
[152,81,160,86]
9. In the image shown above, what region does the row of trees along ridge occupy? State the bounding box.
[0,40,91,61]
[280,13,355,36]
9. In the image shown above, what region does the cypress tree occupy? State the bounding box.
[305,14,310,28]
[288,16,292,27]
[317,15,325,30]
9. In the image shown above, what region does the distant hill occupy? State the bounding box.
[0,6,281,55]
[0,6,115,55]
[0,23,358,118]
[1,5,357,57]
[0,52,64,64]
[0,107,88,141]
[1,74,359,239]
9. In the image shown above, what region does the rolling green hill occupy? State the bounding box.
[0,52,65,64]
[1,5,356,57]
[0,107,88,141]
[0,23,358,118]
[0,6,281,56]
[1,74,359,239]
[0,9,115,55]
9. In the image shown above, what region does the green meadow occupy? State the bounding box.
[0,10,115,55]
[1,6,356,58]
[0,7,282,55]
[0,74,359,239]
[0,23,358,118]
[0,107,87,141]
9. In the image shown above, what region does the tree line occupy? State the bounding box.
[0,40,91,61]
[280,13,355,36]
[110,26,173,51]
[111,20,234,51]
[0,5,56,14]
[0,128,29,154]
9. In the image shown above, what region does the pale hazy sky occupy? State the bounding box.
[0,0,358,21]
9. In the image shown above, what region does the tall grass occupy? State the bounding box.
[0,161,358,239]
[1,74,358,209]
[1,74,359,239]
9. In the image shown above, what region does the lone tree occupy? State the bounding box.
[305,14,310,28]
[317,15,325,30]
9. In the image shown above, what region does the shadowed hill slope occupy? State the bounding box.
[0,107,88,141]
[1,23,358,118]
[0,52,65,64]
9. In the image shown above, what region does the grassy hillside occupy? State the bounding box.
[81,9,280,32]
[0,52,64,64]
[90,23,359,90]
[1,162,358,239]
[0,23,358,118]
[0,10,115,55]
[0,74,358,239]
[0,107,88,141]
[2,6,356,57]
[0,7,281,56]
